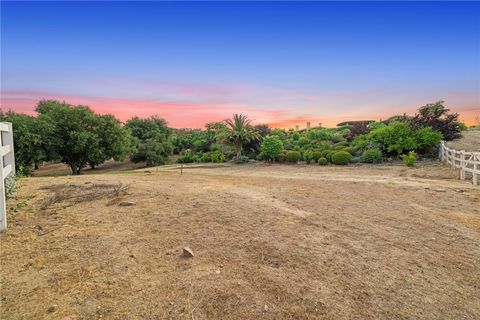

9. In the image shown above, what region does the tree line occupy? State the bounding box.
[0,99,466,175]
[1,100,172,175]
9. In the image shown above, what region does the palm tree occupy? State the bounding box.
[222,114,260,157]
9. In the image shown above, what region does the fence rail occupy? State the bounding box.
[0,122,15,231]
[439,141,479,186]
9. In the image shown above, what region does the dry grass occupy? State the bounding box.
[39,183,129,210]
[1,162,479,319]
[445,130,480,152]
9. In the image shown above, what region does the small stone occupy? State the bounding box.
[118,201,136,206]
[47,305,58,313]
[455,189,466,193]
[264,305,269,312]
[434,188,446,192]
[215,269,221,274]
[182,247,194,258]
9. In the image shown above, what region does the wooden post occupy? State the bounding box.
[460,151,465,181]
[473,162,478,186]
[181,164,183,175]
[451,150,455,169]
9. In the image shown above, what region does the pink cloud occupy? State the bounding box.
[1,89,478,129]
[0,90,293,128]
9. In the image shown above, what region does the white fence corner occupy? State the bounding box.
[438,141,479,186]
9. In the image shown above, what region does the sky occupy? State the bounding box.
[1,1,479,129]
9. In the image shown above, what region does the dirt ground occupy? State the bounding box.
[32,160,146,177]
[1,162,479,319]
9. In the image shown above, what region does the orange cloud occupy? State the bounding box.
[1,90,478,129]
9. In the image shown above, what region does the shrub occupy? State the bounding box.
[341,146,355,155]
[331,151,352,165]
[286,151,301,163]
[350,156,362,164]
[201,152,211,162]
[333,141,348,150]
[367,122,417,156]
[210,151,226,163]
[414,127,443,155]
[278,150,287,163]
[311,151,322,162]
[5,175,17,199]
[318,157,328,165]
[325,150,336,162]
[232,155,250,164]
[260,135,284,161]
[402,151,416,167]
[362,148,382,163]
[177,151,195,163]
[303,150,314,164]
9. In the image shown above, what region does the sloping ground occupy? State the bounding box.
[445,130,480,152]
[1,163,479,319]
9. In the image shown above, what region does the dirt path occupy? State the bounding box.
[1,163,479,319]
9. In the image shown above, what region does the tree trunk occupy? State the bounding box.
[69,164,76,175]
[34,163,39,170]
[236,144,242,157]
[90,163,95,169]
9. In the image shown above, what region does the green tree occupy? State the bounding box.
[36,100,101,174]
[0,110,54,174]
[411,101,461,141]
[219,114,260,157]
[260,135,283,161]
[131,138,173,166]
[36,100,132,174]
[126,116,173,166]
[88,115,134,169]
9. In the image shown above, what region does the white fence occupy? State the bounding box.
[439,141,479,186]
[0,122,15,231]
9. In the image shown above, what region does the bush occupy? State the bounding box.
[340,146,355,155]
[312,151,322,162]
[232,155,250,164]
[286,151,301,163]
[177,151,196,163]
[350,156,362,164]
[402,151,416,167]
[260,135,284,161]
[211,151,225,163]
[303,150,314,164]
[278,150,287,163]
[325,150,336,162]
[318,157,328,165]
[333,141,348,150]
[331,151,352,165]
[362,148,382,163]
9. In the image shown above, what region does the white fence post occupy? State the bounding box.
[0,122,15,231]
[474,162,478,186]
[460,151,465,181]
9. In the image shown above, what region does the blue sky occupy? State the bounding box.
[1,1,479,128]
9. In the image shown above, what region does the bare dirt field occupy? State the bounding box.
[1,162,479,319]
